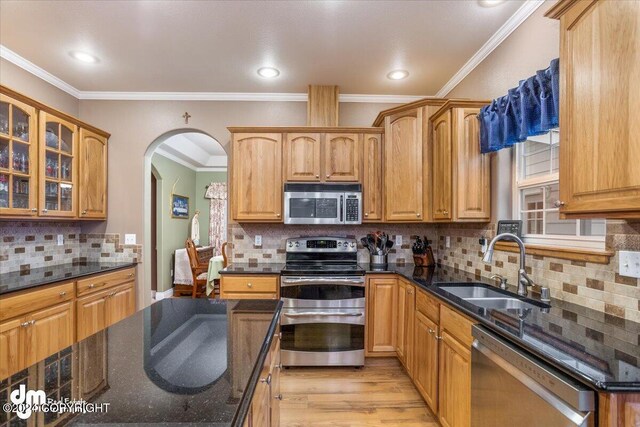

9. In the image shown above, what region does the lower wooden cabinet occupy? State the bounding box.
[413,310,439,414]
[366,276,397,355]
[220,275,279,300]
[77,281,135,340]
[245,328,281,427]
[438,329,471,427]
[396,279,415,375]
[24,301,74,367]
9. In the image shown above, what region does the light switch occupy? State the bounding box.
[619,251,640,279]
[396,235,403,246]
[445,236,451,249]
[255,235,262,247]
[57,234,64,246]
[125,234,136,245]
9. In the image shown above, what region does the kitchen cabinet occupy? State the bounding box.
[0,93,38,216]
[396,279,415,375]
[323,133,360,182]
[430,100,490,222]
[414,310,439,414]
[79,128,108,219]
[284,133,321,181]
[220,275,279,300]
[365,276,397,355]
[0,85,110,220]
[383,109,424,221]
[362,133,383,221]
[231,133,283,222]
[39,111,78,218]
[546,0,640,218]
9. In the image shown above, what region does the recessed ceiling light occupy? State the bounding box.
[478,0,506,7]
[257,67,280,78]
[387,70,409,80]
[69,51,99,63]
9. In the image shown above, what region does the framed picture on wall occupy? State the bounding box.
[171,194,189,219]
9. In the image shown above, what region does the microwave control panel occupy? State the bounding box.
[345,195,360,222]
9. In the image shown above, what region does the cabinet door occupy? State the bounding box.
[23,301,74,366]
[0,94,38,217]
[384,111,424,221]
[557,0,640,218]
[366,277,397,354]
[432,111,453,221]
[396,279,407,364]
[404,283,415,377]
[453,108,490,221]
[79,128,108,219]
[414,311,438,414]
[0,317,23,379]
[270,334,281,427]
[284,133,321,181]
[362,133,383,221]
[438,330,471,427]
[105,282,136,327]
[232,133,283,222]
[76,290,108,341]
[39,112,78,218]
[323,133,360,182]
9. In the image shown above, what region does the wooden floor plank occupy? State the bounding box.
[280,357,439,426]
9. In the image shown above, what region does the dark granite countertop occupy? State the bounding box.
[369,263,640,392]
[220,263,286,275]
[0,262,137,296]
[3,298,282,426]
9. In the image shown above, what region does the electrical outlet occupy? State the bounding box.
[255,235,262,247]
[445,236,451,249]
[57,234,64,246]
[396,235,403,246]
[619,251,640,279]
[125,234,136,245]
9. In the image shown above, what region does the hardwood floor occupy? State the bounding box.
[280,357,439,426]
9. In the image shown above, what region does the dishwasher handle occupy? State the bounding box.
[472,325,595,415]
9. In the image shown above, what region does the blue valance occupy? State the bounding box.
[479,58,559,153]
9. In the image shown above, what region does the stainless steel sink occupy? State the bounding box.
[437,283,548,310]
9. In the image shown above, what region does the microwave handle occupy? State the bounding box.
[340,195,344,223]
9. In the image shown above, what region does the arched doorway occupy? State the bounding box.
[142,129,227,306]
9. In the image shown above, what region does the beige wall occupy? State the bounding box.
[0,58,79,116]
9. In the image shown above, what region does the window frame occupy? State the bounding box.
[512,131,605,250]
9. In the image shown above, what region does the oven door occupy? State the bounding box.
[280,276,365,308]
[280,308,365,366]
[284,191,343,225]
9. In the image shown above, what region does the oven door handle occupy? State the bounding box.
[281,278,365,286]
[283,312,363,318]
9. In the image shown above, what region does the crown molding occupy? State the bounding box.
[154,148,227,172]
[0,45,81,98]
[435,0,545,97]
[339,94,426,103]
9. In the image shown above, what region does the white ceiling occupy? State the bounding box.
[0,0,532,97]
[155,132,227,171]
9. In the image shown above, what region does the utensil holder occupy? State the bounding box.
[370,254,388,266]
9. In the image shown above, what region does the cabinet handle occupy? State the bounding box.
[326,175,330,178]
[554,200,566,208]
[89,283,96,288]
[128,273,134,277]
[42,209,48,213]
[260,374,272,385]
[276,213,281,217]
[59,291,66,297]
[416,213,421,217]
[364,212,368,217]
[20,320,36,328]
[274,394,283,401]
[81,210,87,215]
[443,210,449,215]
[315,174,319,178]
[435,334,442,340]
[428,328,434,334]
[30,208,37,213]
[247,283,253,288]
[407,289,413,295]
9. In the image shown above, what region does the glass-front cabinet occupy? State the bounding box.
[39,112,78,217]
[0,94,38,216]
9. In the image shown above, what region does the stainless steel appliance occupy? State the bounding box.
[280,237,365,367]
[283,183,362,225]
[471,325,595,427]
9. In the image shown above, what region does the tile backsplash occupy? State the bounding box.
[0,222,142,273]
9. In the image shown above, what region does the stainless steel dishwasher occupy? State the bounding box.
[471,325,596,427]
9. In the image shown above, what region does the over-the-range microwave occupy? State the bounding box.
[283,183,362,225]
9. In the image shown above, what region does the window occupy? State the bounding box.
[514,129,605,249]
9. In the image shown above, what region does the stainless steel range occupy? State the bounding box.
[280,237,365,367]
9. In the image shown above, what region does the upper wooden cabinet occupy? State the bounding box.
[0,85,110,220]
[546,0,640,218]
[79,128,108,219]
[284,133,321,181]
[232,133,283,222]
[362,133,383,221]
[323,133,360,182]
[384,109,424,221]
[431,101,491,222]
[0,94,38,216]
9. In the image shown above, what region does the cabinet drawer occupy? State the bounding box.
[77,268,136,296]
[440,304,474,347]
[0,281,74,322]
[220,275,278,299]
[416,289,439,323]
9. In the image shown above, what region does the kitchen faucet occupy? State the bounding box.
[482,233,536,298]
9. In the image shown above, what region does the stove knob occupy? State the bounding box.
[295,242,300,247]
[349,242,356,248]
[288,241,294,247]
